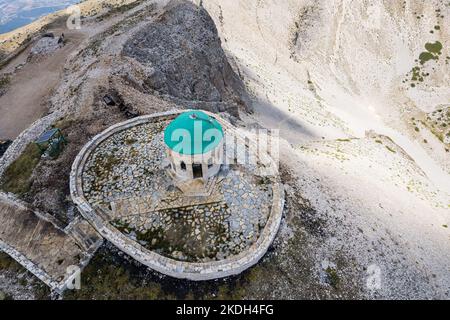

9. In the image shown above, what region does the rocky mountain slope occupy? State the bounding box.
[200,0,450,298]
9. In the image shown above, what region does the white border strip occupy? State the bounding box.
[70,110,284,280]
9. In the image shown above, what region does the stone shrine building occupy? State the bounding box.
[164,110,224,182]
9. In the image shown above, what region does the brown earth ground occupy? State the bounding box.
[0,26,86,140]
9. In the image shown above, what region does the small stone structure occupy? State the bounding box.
[70,110,284,280]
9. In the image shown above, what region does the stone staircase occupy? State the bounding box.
[174,175,221,197]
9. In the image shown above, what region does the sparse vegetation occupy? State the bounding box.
[63,245,238,300]
[96,0,144,21]
[94,154,120,177]
[0,143,42,195]
[0,74,10,95]
[419,51,435,65]
[406,40,443,87]
[125,138,138,145]
[385,146,396,153]
[52,117,75,132]
[0,74,10,88]
[0,291,13,300]
[425,41,443,54]
[422,107,450,145]
[0,252,23,273]
[0,252,51,300]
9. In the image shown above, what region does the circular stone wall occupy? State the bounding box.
[70,110,284,280]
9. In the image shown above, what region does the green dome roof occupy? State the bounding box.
[164,111,224,155]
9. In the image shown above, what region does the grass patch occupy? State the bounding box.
[63,246,166,300]
[93,154,120,177]
[407,40,443,85]
[0,74,10,95]
[125,138,138,145]
[419,41,442,65]
[0,143,41,195]
[0,252,24,273]
[411,66,421,81]
[419,52,436,64]
[0,291,13,300]
[325,267,340,289]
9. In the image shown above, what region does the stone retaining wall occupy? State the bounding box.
[70,110,284,280]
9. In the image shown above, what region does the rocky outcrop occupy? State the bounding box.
[29,36,63,60]
[122,0,251,116]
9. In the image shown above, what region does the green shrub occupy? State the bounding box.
[425,41,442,54]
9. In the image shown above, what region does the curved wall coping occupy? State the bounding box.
[70,109,284,280]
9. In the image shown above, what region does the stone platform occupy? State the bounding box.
[0,192,102,293]
[70,110,284,280]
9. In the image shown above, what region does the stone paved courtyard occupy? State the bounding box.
[81,117,274,263]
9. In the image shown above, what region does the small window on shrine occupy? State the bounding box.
[193,163,203,178]
[181,161,186,171]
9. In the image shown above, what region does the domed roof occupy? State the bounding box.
[164,111,224,155]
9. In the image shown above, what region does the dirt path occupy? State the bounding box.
[0,29,86,140]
